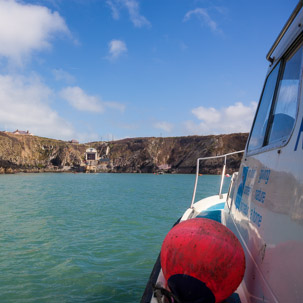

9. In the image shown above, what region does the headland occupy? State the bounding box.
[0,131,248,174]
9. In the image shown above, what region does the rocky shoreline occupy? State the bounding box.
[0,132,248,175]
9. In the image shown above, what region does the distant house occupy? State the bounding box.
[13,129,34,136]
[69,139,79,144]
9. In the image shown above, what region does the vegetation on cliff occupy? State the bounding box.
[0,131,248,174]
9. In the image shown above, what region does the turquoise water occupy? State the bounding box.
[0,173,229,303]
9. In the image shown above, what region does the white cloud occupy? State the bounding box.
[224,102,257,121]
[153,121,174,133]
[183,8,220,33]
[0,0,70,65]
[52,68,75,84]
[277,82,298,104]
[0,74,74,139]
[0,75,124,142]
[104,101,126,112]
[108,39,127,60]
[192,106,221,123]
[60,86,104,113]
[77,132,100,143]
[107,0,150,28]
[60,86,126,113]
[186,102,257,135]
[122,0,151,28]
[106,0,120,20]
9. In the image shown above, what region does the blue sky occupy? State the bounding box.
[0,0,298,142]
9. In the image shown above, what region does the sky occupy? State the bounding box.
[0,0,299,142]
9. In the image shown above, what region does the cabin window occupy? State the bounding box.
[247,63,280,152]
[267,45,303,144]
[247,41,303,153]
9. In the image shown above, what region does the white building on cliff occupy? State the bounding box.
[13,129,34,136]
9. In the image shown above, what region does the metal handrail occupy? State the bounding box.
[190,150,245,208]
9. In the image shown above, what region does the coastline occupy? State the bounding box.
[0,132,248,175]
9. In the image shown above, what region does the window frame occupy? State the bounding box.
[246,36,303,156]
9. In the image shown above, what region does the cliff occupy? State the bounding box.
[0,132,248,174]
[0,132,86,173]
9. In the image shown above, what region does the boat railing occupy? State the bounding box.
[190,150,245,208]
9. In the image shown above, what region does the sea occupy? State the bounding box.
[0,173,230,303]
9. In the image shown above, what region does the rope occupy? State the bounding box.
[152,283,181,303]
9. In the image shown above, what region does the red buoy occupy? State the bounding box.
[160,218,245,303]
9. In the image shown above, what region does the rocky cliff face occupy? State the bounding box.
[0,132,248,174]
[0,132,86,173]
[94,133,248,174]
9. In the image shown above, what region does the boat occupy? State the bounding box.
[141,2,303,302]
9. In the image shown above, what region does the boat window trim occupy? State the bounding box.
[263,59,287,146]
[246,36,303,156]
[266,1,303,62]
[246,61,281,153]
[265,41,303,146]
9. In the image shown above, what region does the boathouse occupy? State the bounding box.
[85,148,99,172]
[85,148,98,161]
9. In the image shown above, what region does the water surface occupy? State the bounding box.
[0,173,229,302]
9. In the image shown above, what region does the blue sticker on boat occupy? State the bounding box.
[206,202,225,211]
[294,117,303,151]
[235,166,249,210]
[196,210,222,223]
